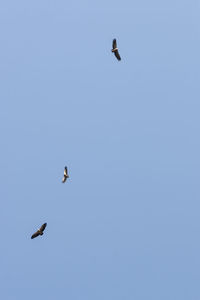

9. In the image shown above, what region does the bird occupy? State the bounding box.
[31,223,47,239]
[62,166,69,183]
[111,38,121,61]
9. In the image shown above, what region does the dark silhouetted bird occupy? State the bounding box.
[31,223,47,239]
[111,39,121,61]
[62,166,69,183]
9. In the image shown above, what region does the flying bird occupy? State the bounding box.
[31,223,47,239]
[62,166,69,183]
[111,39,121,61]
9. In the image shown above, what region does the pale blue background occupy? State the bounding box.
[0,0,200,299]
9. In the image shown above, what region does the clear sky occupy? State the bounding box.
[0,0,200,299]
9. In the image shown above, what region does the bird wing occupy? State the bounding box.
[112,39,117,49]
[62,176,66,183]
[114,50,121,61]
[40,223,47,232]
[31,231,40,239]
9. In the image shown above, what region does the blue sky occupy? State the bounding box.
[0,0,200,299]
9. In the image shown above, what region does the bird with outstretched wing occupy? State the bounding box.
[111,39,121,61]
[62,166,69,183]
[31,223,47,239]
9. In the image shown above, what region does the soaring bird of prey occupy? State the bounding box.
[31,223,47,239]
[111,39,121,61]
[62,166,69,183]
